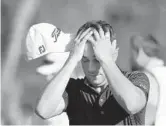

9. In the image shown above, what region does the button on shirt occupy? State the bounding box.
[99,98,104,104]
[63,71,150,125]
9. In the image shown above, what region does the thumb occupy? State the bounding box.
[112,40,117,50]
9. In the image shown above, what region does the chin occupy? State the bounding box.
[90,78,106,87]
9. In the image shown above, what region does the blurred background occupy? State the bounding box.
[1,0,166,125]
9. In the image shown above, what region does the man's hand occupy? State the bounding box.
[88,25,119,63]
[70,28,93,62]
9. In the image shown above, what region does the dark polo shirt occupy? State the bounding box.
[63,71,149,125]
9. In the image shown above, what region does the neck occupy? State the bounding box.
[85,78,108,94]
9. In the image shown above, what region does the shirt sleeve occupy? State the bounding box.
[62,78,79,111]
[124,71,150,100]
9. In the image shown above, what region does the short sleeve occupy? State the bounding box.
[62,78,80,111]
[124,71,150,100]
[66,78,80,94]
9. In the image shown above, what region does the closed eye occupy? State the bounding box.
[94,58,99,63]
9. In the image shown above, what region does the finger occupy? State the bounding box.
[75,28,90,41]
[97,25,104,38]
[87,36,96,46]
[116,47,119,52]
[75,33,81,41]
[93,29,100,40]
[81,30,93,43]
[113,48,119,56]
[105,27,110,40]
[77,28,92,41]
[112,51,118,62]
[112,40,117,50]
[74,34,79,42]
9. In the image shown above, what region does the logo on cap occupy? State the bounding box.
[39,45,46,54]
[51,28,61,42]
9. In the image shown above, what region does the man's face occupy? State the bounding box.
[81,42,107,87]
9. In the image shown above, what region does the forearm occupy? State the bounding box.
[36,54,79,118]
[101,59,146,114]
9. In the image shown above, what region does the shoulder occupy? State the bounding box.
[122,71,149,84]
[66,78,84,92]
[122,70,150,96]
[68,78,84,85]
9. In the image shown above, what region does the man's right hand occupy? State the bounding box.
[70,28,93,62]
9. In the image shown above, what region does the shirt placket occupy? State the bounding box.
[98,92,107,115]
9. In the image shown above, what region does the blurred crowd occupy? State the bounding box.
[1,0,166,125]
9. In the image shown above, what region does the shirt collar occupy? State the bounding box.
[84,78,109,94]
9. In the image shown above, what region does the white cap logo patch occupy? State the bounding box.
[51,28,61,42]
[38,45,46,54]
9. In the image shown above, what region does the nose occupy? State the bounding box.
[88,61,98,74]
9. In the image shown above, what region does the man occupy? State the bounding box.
[130,34,166,125]
[36,20,150,125]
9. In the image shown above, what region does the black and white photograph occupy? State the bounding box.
[1,0,166,125]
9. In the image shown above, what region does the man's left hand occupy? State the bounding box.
[87,25,119,63]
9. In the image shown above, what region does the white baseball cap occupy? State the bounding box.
[25,23,84,79]
[25,23,73,60]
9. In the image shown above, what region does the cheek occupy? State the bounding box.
[100,69,106,77]
[81,62,89,73]
[81,61,101,73]
[95,61,101,70]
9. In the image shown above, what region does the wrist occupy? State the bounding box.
[69,53,80,63]
[100,58,117,68]
[100,57,114,64]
